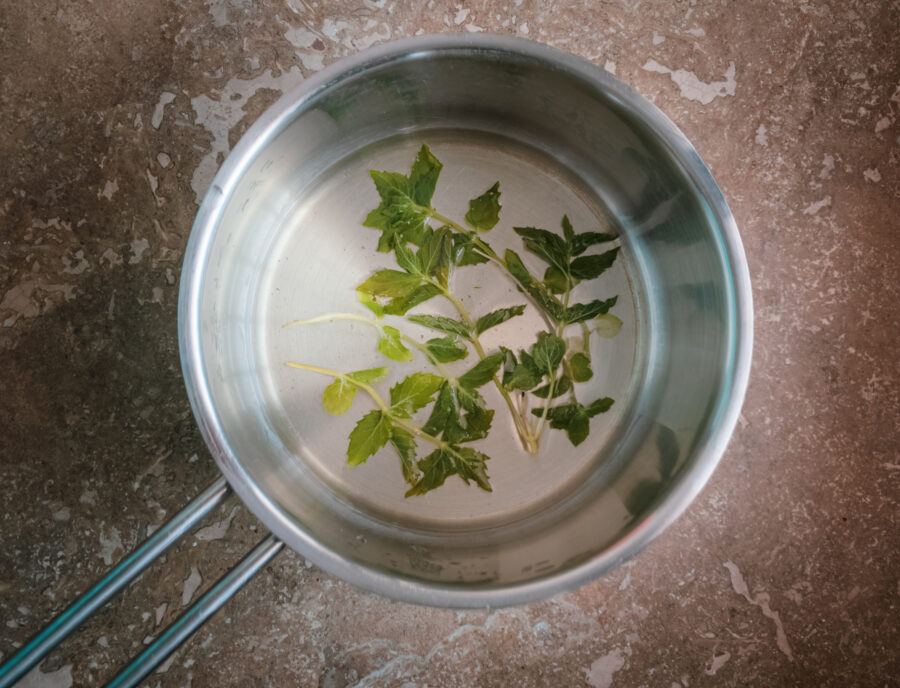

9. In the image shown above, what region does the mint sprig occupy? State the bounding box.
[285,144,622,496]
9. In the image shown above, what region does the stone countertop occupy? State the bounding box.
[1,1,898,686]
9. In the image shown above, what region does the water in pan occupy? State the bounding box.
[256,130,641,529]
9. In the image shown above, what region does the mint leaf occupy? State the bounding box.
[569,352,593,382]
[408,144,443,206]
[531,397,613,446]
[422,382,492,444]
[453,447,492,491]
[322,377,357,415]
[543,265,569,294]
[357,292,384,318]
[389,427,419,485]
[348,367,389,384]
[569,248,619,280]
[422,383,458,437]
[458,353,504,389]
[594,313,623,338]
[405,447,492,497]
[378,325,413,362]
[357,269,422,297]
[365,170,428,250]
[513,226,569,274]
[475,305,526,336]
[563,297,618,324]
[586,397,614,416]
[532,375,571,399]
[465,182,501,231]
[459,405,493,441]
[504,249,564,322]
[531,403,589,446]
[561,214,575,243]
[425,335,469,362]
[503,350,542,391]
[530,331,565,376]
[389,372,443,417]
[393,242,421,274]
[568,231,616,257]
[347,410,391,465]
[452,233,490,266]
[383,283,442,316]
[407,314,472,339]
[417,227,453,284]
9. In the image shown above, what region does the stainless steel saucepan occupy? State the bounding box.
[1,34,751,687]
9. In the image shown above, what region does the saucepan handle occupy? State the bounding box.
[0,476,283,688]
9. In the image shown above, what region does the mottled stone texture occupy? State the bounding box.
[1,0,898,686]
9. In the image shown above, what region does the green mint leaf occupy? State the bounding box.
[453,447,492,491]
[504,249,564,322]
[543,265,570,294]
[405,446,492,497]
[322,377,357,416]
[383,283,442,316]
[405,449,454,496]
[499,345,517,374]
[455,383,485,413]
[458,353,504,390]
[465,182,501,231]
[503,350,542,391]
[460,404,494,442]
[530,331,565,376]
[347,410,391,465]
[348,367,389,384]
[378,325,414,362]
[417,227,453,283]
[408,144,443,206]
[357,292,384,318]
[389,426,419,485]
[594,313,623,338]
[365,169,428,250]
[513,226,569,274]
[407,314,472,339]
[569,352,593,382]
[393,242,421,274]
[531,398,613,445]
[532,375,572,399]
[568,231,617,256]
[357,269,422,297]
[569,248,619,280]
[422,383,458,437]
[531,402,590,446]
[561,214,575,242]
[451,233,491,266]
[586,396,614,417]
[474,305,526,336]
[563,296,618,324]
[425,336,469,362]
[389,372,444,417]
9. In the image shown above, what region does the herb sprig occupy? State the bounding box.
[286,145,622,496]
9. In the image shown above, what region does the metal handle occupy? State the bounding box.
[0,476,282,687]
[105,534,283,688]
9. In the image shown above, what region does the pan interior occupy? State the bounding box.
[256,131,641,531]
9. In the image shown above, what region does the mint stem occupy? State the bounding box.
[431,285,538,454]
[429,209,554,331]
[285,312,454,380]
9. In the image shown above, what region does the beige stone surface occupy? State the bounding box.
[1,1,898,686]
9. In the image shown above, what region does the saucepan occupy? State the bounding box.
[0,33,751,687]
